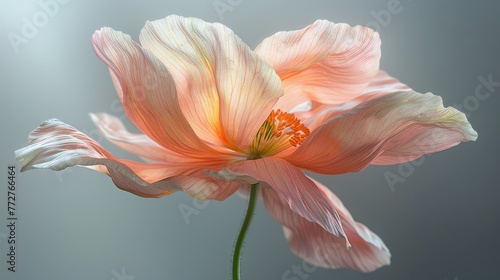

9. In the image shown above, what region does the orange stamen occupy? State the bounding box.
[248,109,310,156]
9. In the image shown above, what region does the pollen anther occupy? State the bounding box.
[248,109,310,156]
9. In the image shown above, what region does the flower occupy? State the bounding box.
[15,15,477,272]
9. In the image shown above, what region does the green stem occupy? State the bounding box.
[232,183,259,280]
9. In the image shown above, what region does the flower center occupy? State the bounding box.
[248,109,310,157]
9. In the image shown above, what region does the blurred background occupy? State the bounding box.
[1,0,499,279]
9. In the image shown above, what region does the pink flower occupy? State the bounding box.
[15,15,477,272]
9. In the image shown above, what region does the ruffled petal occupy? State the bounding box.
[285,91,478,174]
[262,178,390,272]
[139,15,284,151]
[177,172,241,201]
[92,27,216,158]
[90,113,236,169]
[217,157,347,240]
[255,20,380,111]
[302,70,412,131]
[361,70,411,98]
[90,113,184,163]
[15,119,239,200]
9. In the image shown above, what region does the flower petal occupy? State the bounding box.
[301,70,413,131]
[361,70,411,99]
[90,113,183,163]
[177,172,241,201]
[262,178,390,272]
[15,119,239,200]
[255,20,381,111]
[90,113,236,170]
[92,27,216,158]
[285,91,478,174]
[219,157,347,240]
[139,15,284,151]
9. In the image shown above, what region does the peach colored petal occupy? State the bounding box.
[92,27,217,158]
[15,119,238,200]
[285,91,478,174]
[301,70,413,131]
[90,113,237,171]
[216,157,347,241]
[139,15,284,151]
[90,113,185,163]
[177,172,241,201]
[255,20,381,112]
[361,70,411,99]
[262,178,390,272]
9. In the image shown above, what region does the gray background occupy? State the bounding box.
[1,0,499,279]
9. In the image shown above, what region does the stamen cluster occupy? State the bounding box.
[248,109,310,157]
